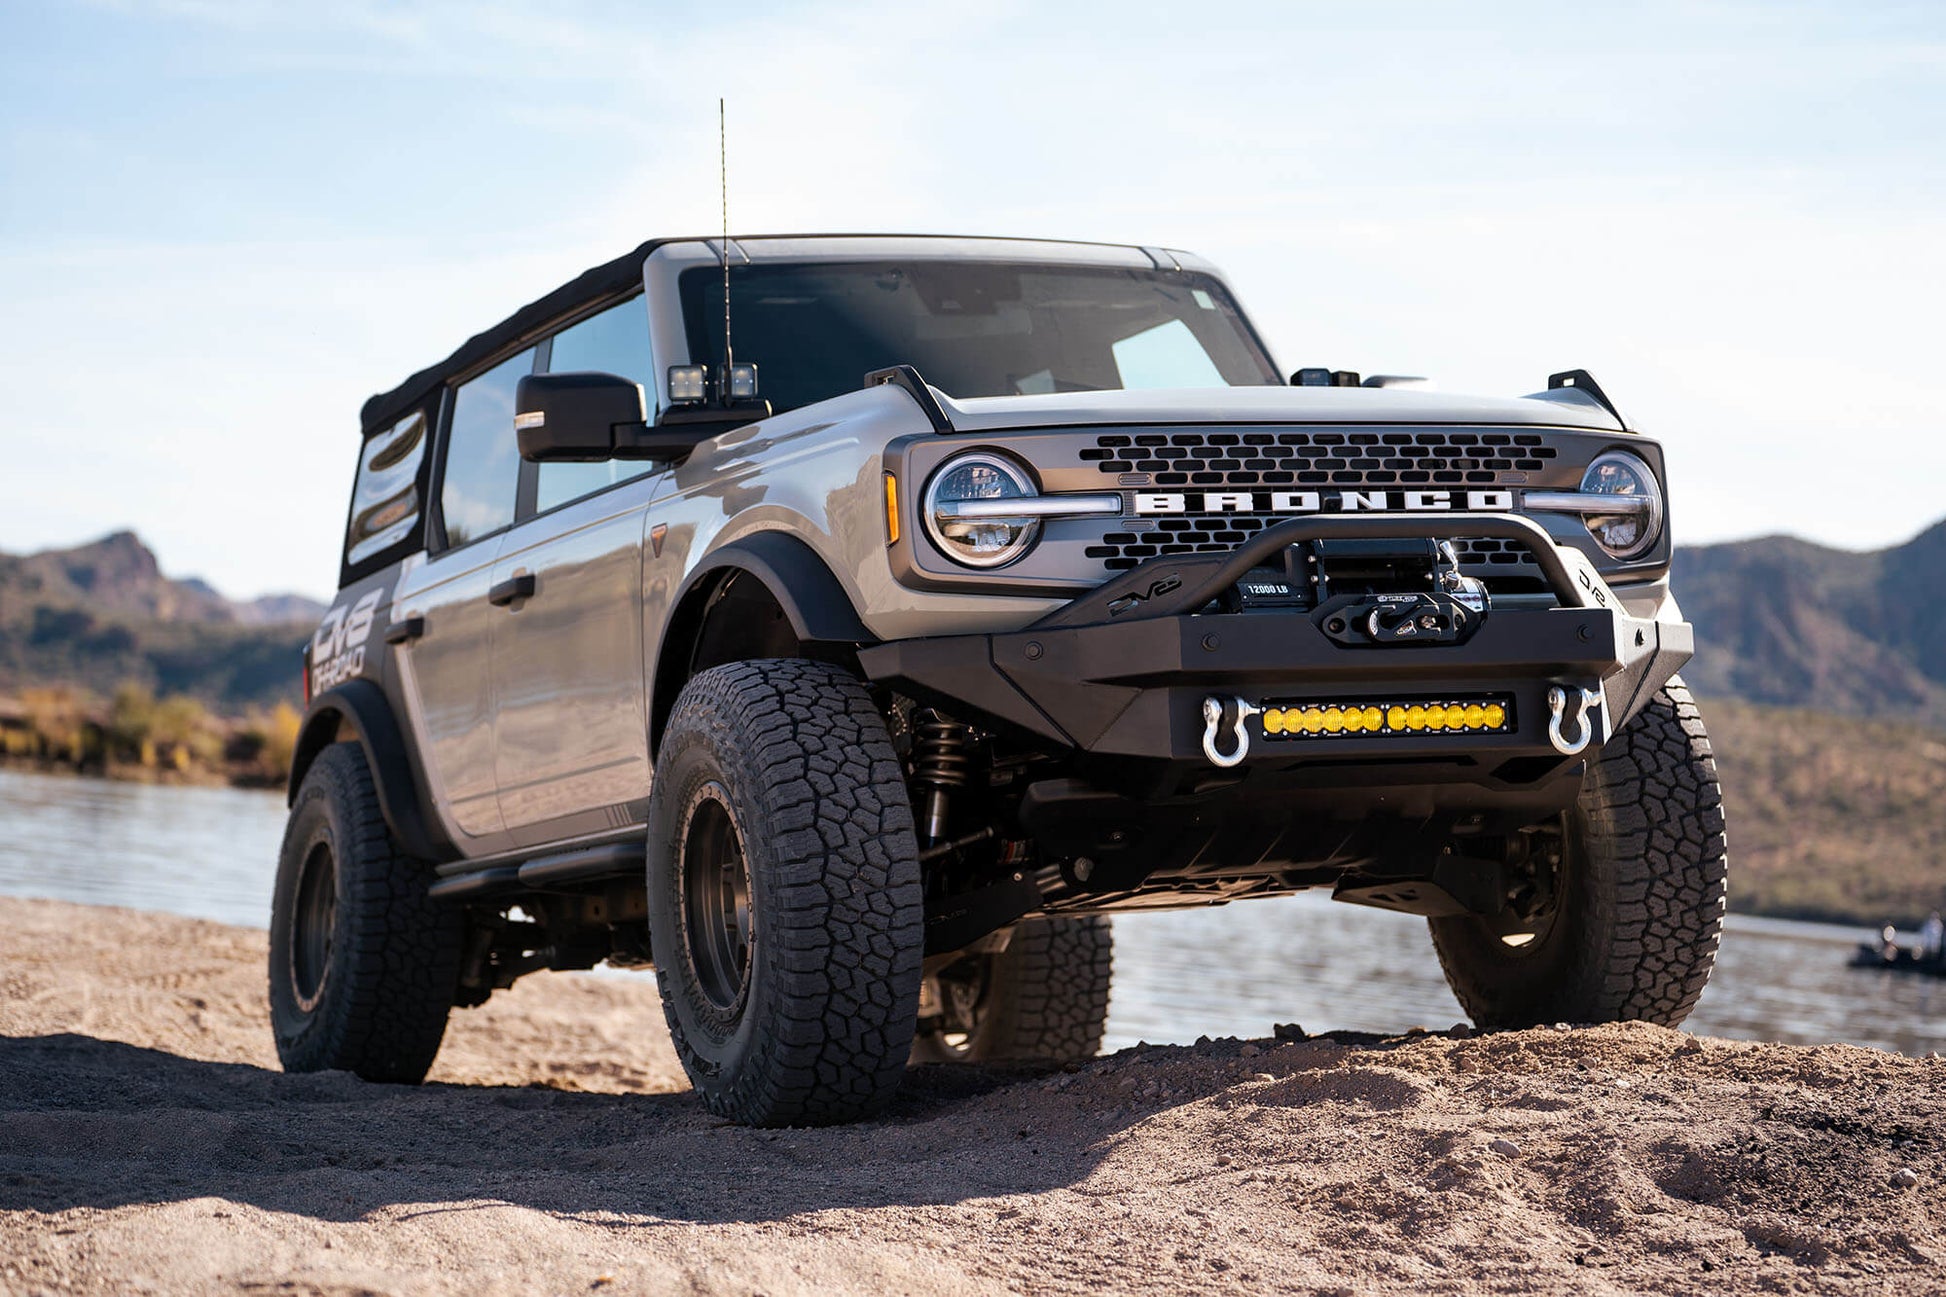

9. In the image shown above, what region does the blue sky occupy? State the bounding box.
[2,0,1942,600]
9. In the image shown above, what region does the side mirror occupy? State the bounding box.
[516,371,725,464]
[515,372,646,462]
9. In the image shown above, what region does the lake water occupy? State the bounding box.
[4,766,1941,1057]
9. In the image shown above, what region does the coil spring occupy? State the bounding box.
[911,712,976,791]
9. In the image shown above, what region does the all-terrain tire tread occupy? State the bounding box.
[1431,678,1728,1028]
[651,660,925,1126]
[999,917,1114,1062]
[271,742,462,1083]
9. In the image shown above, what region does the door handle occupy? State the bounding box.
[488,573,536,607]
[383,614,426,646]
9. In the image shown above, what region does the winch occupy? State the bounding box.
[1226,536,1490,647]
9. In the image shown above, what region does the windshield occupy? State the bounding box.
[678,260,1280,415]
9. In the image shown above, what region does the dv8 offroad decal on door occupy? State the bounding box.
[311,587,384,694]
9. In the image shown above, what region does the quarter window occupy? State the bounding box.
[439,347,535,548]
[346,409,427,568]
[536,297,658,514]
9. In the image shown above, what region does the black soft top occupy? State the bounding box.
[359,236,672,436]
[358,231,1154,436]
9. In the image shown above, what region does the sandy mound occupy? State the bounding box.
[4,895,1944,1295]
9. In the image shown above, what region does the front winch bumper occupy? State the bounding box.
[859,514,1691,786]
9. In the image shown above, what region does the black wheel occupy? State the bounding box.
[269,742,463,1082]
[913,916,1113,1064]
[647,659,925,1126]
[1429,679,1728,1029]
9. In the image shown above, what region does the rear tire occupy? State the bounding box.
[913,917,1113,1064]
[269,742,462,1082]
[1429,680,1728,1029]
[647,659,925,1126]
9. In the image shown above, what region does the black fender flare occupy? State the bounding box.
[651,532,874,752]
[288,679,449,862]
[680,531,873,647]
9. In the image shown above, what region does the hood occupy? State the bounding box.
[937,384,1624,432]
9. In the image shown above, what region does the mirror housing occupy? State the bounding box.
[517,368,774,465]
[515,371,649,462]
[515,370,767,466]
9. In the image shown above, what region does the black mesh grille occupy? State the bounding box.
[1074,430,1559,587]
[1082,518,1548,589]
[1450,537,1545,570]
[1079,429,1557,488]
[1085,516,1281,570]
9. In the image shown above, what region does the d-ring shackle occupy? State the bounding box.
[1546,685,1603,757]
[1201,696,1262,768]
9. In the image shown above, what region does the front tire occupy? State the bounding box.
[269,742,462,1082]
[1429,680,1728,1029]
[647,660,925,1126]
[913,917,1113,1064]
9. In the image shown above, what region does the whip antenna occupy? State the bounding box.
[719,97,732,395]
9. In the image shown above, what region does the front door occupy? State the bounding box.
[489,479,658,841]
[488,293,664,843]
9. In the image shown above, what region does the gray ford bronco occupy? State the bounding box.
[275,234,1727,1125]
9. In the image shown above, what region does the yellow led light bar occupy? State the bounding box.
[1260,696,1513,739]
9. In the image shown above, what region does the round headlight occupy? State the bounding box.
[1579,450,1664,560]
[923,453,1041,569]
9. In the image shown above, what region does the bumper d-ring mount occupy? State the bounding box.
[1546,684,1603,757]
[1201,696,1263,768]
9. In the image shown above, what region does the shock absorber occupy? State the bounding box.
[910,710,976,846]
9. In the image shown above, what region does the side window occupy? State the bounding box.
[439,347,535,548]
[535,297,657,515]
[346,409,427,569]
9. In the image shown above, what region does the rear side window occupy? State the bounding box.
[439,347,535,548]
[535,297,658,515]
[345,409,429,569]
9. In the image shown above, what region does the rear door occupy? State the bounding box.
[489,296,664,843]
[391,346,536,851]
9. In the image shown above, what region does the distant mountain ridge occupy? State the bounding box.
[0,532,322,711]
[0,531,324,627]
[1704,699,1946,925]
[1674,519,1946,729]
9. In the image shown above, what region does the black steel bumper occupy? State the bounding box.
[858,514,1692,784]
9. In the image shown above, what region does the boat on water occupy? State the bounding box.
[1850,940,1946,976]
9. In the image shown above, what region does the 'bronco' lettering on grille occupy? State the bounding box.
[1133,490,1515,515]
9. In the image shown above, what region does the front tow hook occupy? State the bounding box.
[1547,685,1603,756]
[1201,696,1262,768]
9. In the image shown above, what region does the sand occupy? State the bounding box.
[3,895,1944,1295]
